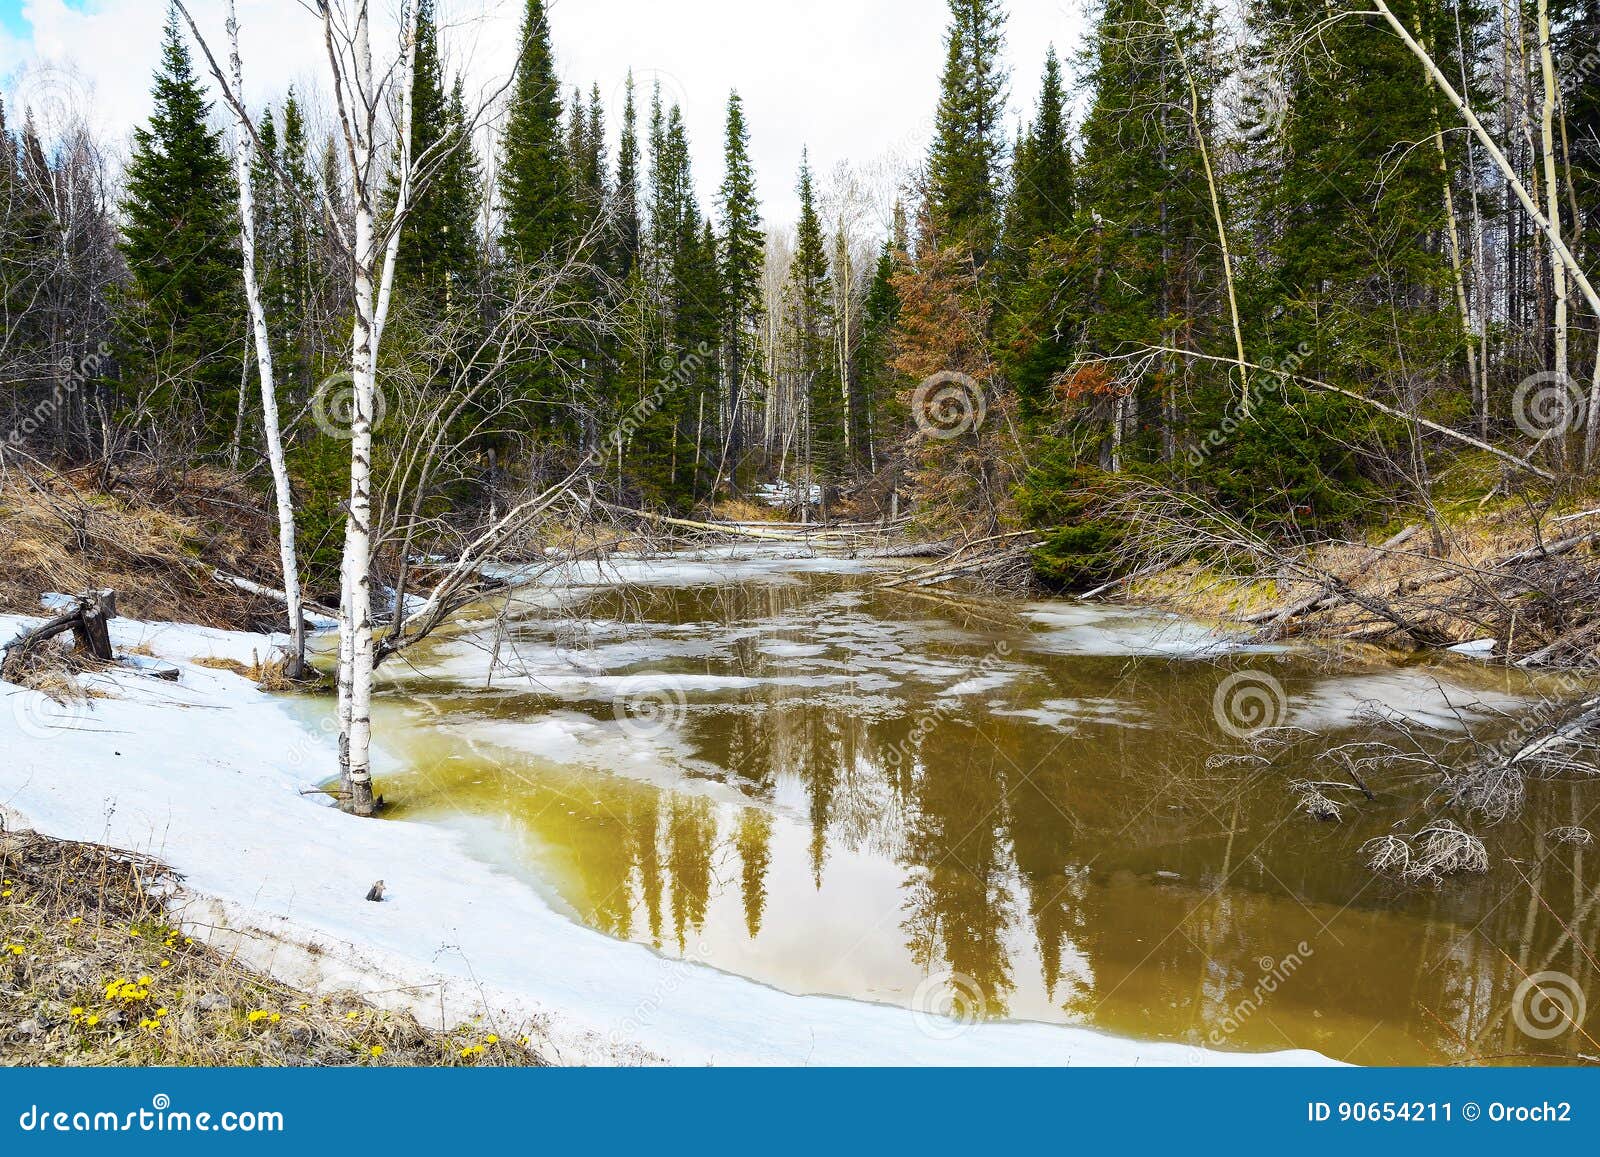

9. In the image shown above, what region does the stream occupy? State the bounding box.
[362,549,1599,1064]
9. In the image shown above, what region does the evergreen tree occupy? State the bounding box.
[395,0,482,309]
[118,6,242,437]
[1001,46,1074,267]
[275,90,320,394]
[499,0,572,263]
[854,242,903,468]
[717,90,763,465]
[790,152,844,487]
[927,0,1009,259]
[615,72,643,275]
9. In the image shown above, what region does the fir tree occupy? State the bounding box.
[615,72,643,275]
[118,6,242,436]
[499,0,572,263]
[395,0,482,309]
[790,152,844,487]
[927,0,1009,259]
[717,90,763,464]
[1001,46,1074,267]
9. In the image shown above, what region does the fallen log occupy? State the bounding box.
[211,570,340,622]
[1,590,118,682]
[1244,525,1422,628]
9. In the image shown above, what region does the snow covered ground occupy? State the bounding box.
[0,608,1337,1067]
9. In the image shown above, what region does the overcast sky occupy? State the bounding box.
[0,0,1087,227]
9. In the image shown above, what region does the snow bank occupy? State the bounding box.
[0,611,1334,1067]
[1019,603,1288,659]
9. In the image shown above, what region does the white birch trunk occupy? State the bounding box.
[1372,0,1600,320]
[229,0,307,677]
[333,0,418,815]
[1537,0,1569,444]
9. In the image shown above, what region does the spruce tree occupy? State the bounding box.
[790,152,844,488]
[927,0,1009,259]
[615,72,643,275]
[118,6,242,438]
[717,90,764,464]
[395,0,482,309]
[499,0,572,263]
[1001,46,1074,267]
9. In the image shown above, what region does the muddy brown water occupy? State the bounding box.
[367,555,1599,1064]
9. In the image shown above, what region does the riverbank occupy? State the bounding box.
[0,605,1336,1067]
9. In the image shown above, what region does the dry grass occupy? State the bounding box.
[188,652,296,692]
[0,826,548,1068]
[1123,485,1600,660]
[708,498,789,524]
[0,636,106,701]
[0,466,284,630]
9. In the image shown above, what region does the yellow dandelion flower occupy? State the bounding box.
[84,1014,100,1026]
[7,945,22,956]
[369,1045,384,1057]
[2,889,13,898]
[485,1034,499,1045]
[128,928,141,938]
[156,1007,169,1017]
[68,917,82,926]
[159,960,171,968]
[247,1010,270,1023]
[345,1011,359,1021]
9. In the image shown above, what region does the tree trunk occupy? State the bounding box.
[229,0,307,679]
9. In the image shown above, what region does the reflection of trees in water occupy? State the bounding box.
[736,809,773,938]
[667,796,717,953]
[510,575,1599,1058]
[898,721,1020,1017]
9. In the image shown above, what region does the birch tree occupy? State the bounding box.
[226,0,307,678]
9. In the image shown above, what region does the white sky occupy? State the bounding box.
[0,0,1088,228]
